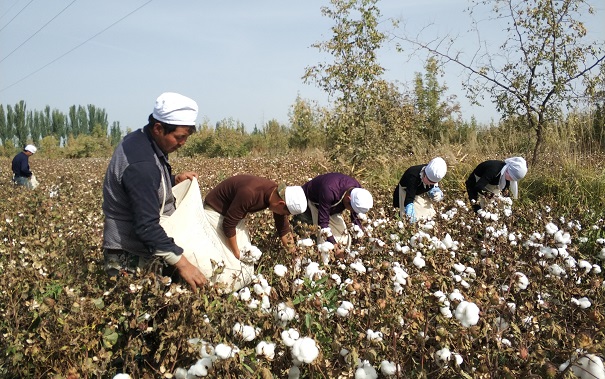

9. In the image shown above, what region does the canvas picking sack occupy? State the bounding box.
[160,178,254,292]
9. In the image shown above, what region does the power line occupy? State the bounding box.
[0,0,78,64]
[0,0,23,22]
[0,0,35,33]
[0,0,153,93]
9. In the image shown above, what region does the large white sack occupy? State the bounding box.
[161,178,255,292]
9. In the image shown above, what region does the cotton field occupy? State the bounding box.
[0,156,603,378]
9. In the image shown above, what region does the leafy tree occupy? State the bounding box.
[30,110,42,145]
[4,104,15,147]
[68,105,78,138]
[14,100,28,148]
[109,121,122,146]
[413,57,461,142]
[288,95,326,150]
[42,105,51,138]
[263,119,289,156]
[77,105,88,137]
[397,0,605,164]
[51,109,66,144]
[304,0,392,167]
[0,105,7,145]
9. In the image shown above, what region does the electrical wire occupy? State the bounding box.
[0,0,23,22]
[0,0,78,64]
[0,0,35,32]
[0,0,153,93]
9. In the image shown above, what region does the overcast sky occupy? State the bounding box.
[0,0,603,132]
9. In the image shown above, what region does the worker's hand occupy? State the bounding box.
[428,187,444,202]
[174,255,207,291]
[333,244,346,259]
[175,172,198,184]
[405,203,416,223]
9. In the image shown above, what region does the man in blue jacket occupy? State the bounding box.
[12,144,37,189]
[102,92,207,290]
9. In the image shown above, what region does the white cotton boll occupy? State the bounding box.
[281,328,300,347]
[453,263,466,273]
[274,264,288,277]
[288,366,301,379]
[514,272,529,290]
[545,222,559,235]
[592,265,602,274]
[305,261,325,279]
[433,291,447,303]
[243,245,262,262]
[198,341,215,358]
[413,253,426,268]
[233,323,258,342]
[579,260,592,274]
[214,344,238,359]
[500,338,512,347]
[565,256,577,268]
[464,267,476,278]
[291,337,319,364]
[355,360,378,379]
[440,306,453,318]
[571,297,592,309]
[570,354,605,379]
[320,227,333,238]
[449,290,464,302]
[504,208,512,217]
[548,263,565,277]
[237,287,251,301]
[540,247,558,259]
[507,302,517,312]
[454,301,480,327]
[331,273,342,285]
[555,230,572,245]
[275,302,297,325]
[337,301,354,317]
[187,357,214,376]
[454,353,463,365]
[112,374,132,379]
[253,283,265,295]
[392,266,409,285]
[442,233,454,249]
[174,367,188,379]
[434,348,451,367]
[261,294,271,310]
[350,260,367,273]
[366,329,383,342]
[380,360,399,376]
[255,341,276,360]
[247,299,260,309]
[460,280,470,289]
[298,238,314,247]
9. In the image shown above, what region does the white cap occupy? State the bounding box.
[24,144,37,154]
[152,92,198,126]
[279,184,307,215]
[424,157,447,183]
[350,188,373,214]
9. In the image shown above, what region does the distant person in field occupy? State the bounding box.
[203,175,308,259]
[12,144,37,189]
[465,157,528,212]
[393,157,447,223]
[102,92,207,291]
[295,173,373,258]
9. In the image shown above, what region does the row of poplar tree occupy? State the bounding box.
[0,100,122,149]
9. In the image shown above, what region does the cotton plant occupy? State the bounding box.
[355,359,378,379]
[255,341,276,360]
[380,360,400,376]
[560,353,605,379]
[232,322,260,342]
[290,337,320,365]
[275,302,298,327]
[454,301,480,327]
[336,301,354,317]
[281,328,300,347]
[366,329,383,343]
[240,245,262,264]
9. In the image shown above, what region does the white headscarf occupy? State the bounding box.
[282,185,307,215]
[424,157,447,183]
[350,188,373,214]
[499,157,527,199]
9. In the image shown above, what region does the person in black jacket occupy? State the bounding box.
[11,144,37,189]
[393,157,447,222]
[465,157,527,212]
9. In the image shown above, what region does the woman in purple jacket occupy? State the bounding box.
[298,173,373,258]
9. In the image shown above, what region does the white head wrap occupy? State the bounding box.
[424,157,447,183]
[350,188,373,214]
[152,92,198,126]
[281,185,307,215]
[499,157,527,199]
[24,144,37,154]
